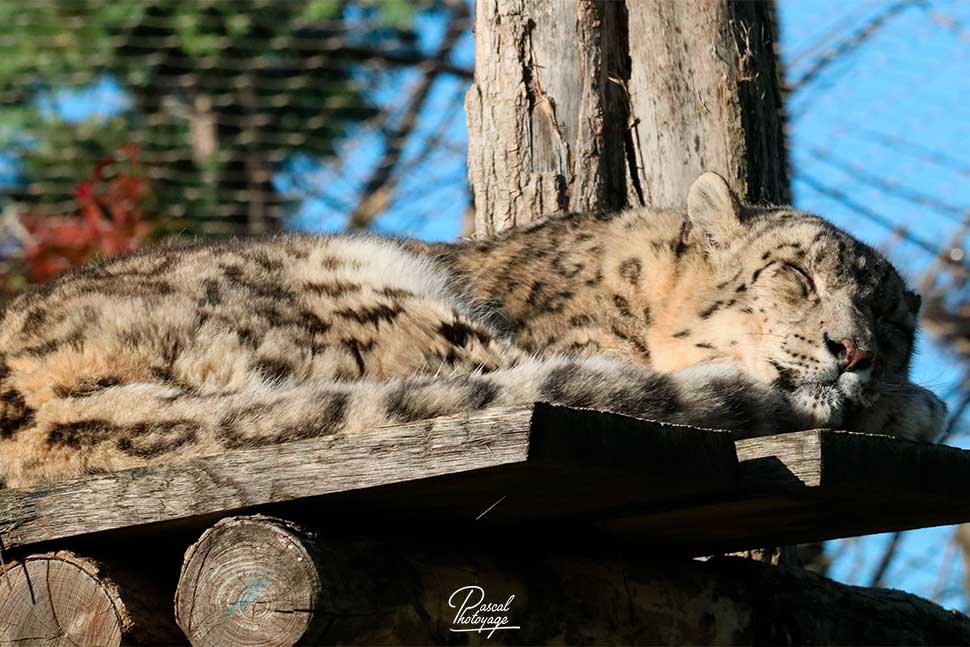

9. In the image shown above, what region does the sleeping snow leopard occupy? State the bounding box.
[0,172,946,488]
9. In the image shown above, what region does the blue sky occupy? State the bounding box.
[282,9,474,240]
[780,0,970,606]
[4,0,970,610]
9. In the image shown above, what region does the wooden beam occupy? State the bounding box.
[607,430,970,553]
[6,406,970,557]
[0,404,737,551]
[737,428,970,495]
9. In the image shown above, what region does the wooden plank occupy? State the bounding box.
[7,410,970,557]
[734,429,827,489]
[307,405,739,524]
[0,405,531,550]
[606,430,970,554]
[0,404,738,550]
[736,429,970,496]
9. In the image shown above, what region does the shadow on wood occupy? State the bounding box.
[0,404,738,551]
[607,429,970,553]
[169,524,970,646]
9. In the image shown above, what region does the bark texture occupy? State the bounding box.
[466,0,788,234]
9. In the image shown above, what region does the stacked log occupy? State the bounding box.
[0,550,180,646]
[4,514,970,646]
[174,515,329,647]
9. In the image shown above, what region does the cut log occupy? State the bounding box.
[0,550,180,646]
[173,530,970,645]
[175,515,326,647]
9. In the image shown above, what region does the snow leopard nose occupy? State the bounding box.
[824,334,873,371]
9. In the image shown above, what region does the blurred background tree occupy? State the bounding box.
[0,0,466,238]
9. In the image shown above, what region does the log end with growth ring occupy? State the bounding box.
[0,551,127,647]
[175,515,325,647]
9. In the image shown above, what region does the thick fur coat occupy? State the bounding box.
[0,174,945,487]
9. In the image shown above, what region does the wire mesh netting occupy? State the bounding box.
[3,0,970,613]
[0,0,472,295]
[780,0,970,609]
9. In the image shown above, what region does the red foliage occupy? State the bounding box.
[19,145,151,283]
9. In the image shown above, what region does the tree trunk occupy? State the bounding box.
[466,0,788,235]
[466,0,803,569]
[239,80,276,236]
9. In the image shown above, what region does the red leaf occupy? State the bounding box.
[16,144,153,284]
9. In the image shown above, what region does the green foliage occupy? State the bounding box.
[371,0,418,28]
[0,2,139,84]
[303,0,343,22]
[0,0,434,234]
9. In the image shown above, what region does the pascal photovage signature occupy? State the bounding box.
[448,585,520,638]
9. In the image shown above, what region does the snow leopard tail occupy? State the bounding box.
[0,357,795,488]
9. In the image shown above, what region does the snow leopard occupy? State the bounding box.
[0,173,946,488]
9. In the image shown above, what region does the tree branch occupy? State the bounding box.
[347,6,470,230]
[328,45,473,80]
[806,147,967,223]
[869,532,904,588]
[788,0,925,94]
[795,174,958,264]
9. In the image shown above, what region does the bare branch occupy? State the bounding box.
[836,124,970,178]
[805,148,968,223]
[347,5,470,230]
[954,524,970,612]
[396,83,467,177]
[916,216,970,301]
[940,387,970,444]
[788,0,926,94]
[927,9,970,46]
[869,531,904,588]
[933,534,960,602]
[328,45,473,80]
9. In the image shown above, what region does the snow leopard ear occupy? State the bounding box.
[687,172,742,239]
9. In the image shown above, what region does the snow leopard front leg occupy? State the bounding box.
[546,362,946,441]
[780,374,946,442]
[842,382,947,443]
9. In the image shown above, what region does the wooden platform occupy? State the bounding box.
[2,403,969,555]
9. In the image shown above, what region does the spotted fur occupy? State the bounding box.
[0,174,945,488]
